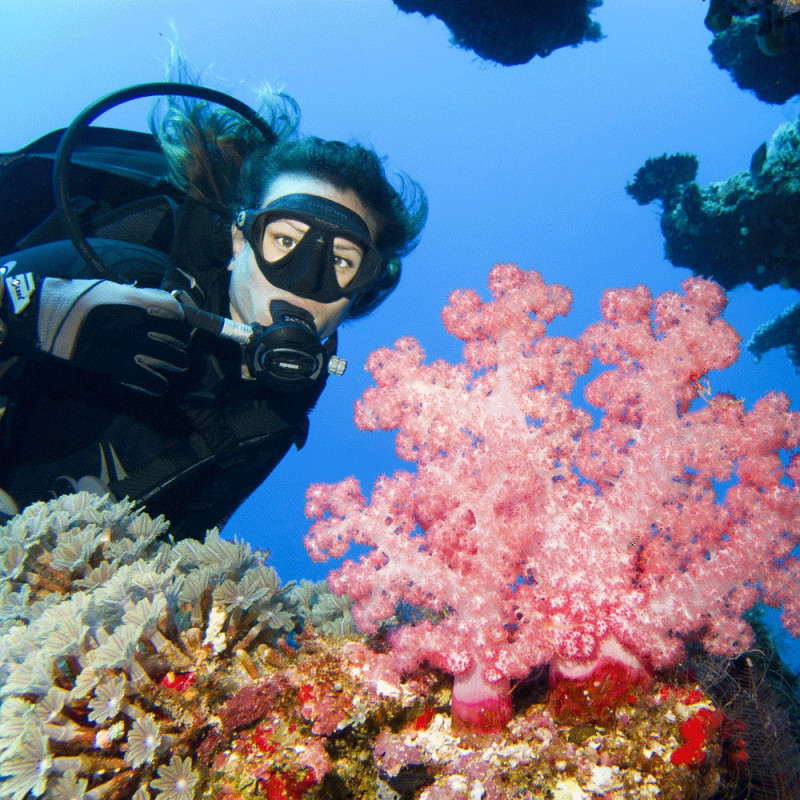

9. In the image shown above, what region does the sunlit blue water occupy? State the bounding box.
[3,0,799,669]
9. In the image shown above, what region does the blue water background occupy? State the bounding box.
[3,0,800,667]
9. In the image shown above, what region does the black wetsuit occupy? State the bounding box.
[0,127,328,538]
[0,313,324,539]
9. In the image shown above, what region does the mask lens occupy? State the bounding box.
[260,218,308,263]
[331,236,365,288]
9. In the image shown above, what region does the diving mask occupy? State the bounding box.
[236,193,382,304]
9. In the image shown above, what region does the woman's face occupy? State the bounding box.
[228,174,380,339]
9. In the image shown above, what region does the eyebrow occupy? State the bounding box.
[270,219,309,234]
[333,238,365,255]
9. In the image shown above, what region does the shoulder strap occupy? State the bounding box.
[162,197,234,310]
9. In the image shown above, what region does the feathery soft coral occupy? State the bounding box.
[305,265,800,731]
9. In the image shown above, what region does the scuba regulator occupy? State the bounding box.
[179,298,345,392]
[52,82,352,392]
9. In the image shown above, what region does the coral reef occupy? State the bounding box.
[750,299,800,372]
[369,679,726,800]
[625,153,699,208]
[705,1,800,103]
[626,116,800,367]
[0,493,301,799]
[392,0,603,65]
[0,492,761,798]
[305,264,800,734]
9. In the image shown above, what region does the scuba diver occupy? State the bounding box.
[0,82,427,539]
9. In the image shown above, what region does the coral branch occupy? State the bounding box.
[306,265,800,730]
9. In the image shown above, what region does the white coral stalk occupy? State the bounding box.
[202,606,227,654]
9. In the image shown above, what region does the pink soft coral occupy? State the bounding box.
[305,265,800,731]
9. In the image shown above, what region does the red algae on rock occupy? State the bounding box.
[201,630,725,800]
[548,660,653,726]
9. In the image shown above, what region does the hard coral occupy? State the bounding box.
[306,265,800,731]
[392,0,603,65]
[0,493,301,799]
[371,678,725,800]
[708,4,800,103]
[625,153,699,209]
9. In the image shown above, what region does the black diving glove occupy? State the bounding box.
[30,278,191,395]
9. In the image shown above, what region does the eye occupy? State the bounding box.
[261,219,308,262]
[333,255,354,269]
[333,239,364,287]
[274,234,297,251]
[333,255,358,284]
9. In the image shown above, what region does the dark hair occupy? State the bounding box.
[152,88,426,320]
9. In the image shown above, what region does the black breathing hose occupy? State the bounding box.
[52,81,275,281]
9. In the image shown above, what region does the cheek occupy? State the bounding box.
[227,259,246,322]
[316,298,351,339]
[228,253,276,324]
[228,253,260,322]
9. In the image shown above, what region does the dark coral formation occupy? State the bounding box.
[750,300,800,371]
[392,0,603,65]
[626,154,699,208]
[705,1,800,103]
[626,116,800,368]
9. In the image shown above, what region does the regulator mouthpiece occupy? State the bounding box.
[178,299,346,393]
